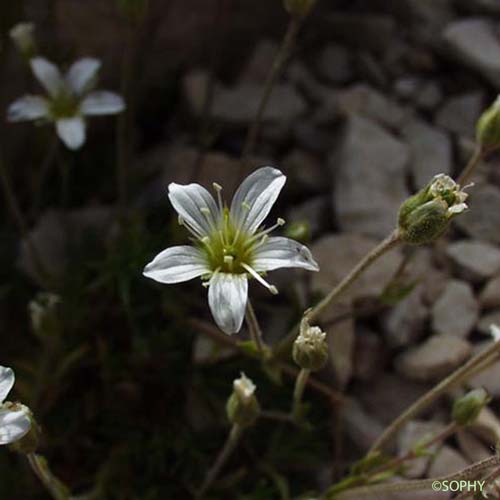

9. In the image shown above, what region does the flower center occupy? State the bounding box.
[49,91,80,119]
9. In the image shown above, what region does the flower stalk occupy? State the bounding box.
[196,424,242,499]
[245,299,267,357]
[27,453,71,500]
[292,367,310,421]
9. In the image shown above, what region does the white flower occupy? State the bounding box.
[7,57,125,150]
[428,174,472,217]
[143,167,319,334]
[0,366,31,445]
[233,373,256,402]
[491,324,500,343]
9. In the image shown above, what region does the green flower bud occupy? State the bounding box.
[285,220,311,243]
[283,0,316,18]
[226,373,259,428]
[398,174,471,245]
[8,404,40,454]
[9,23,37,60]
[293,318,328,371]
[452,388,491,427]
[477,96,500,149]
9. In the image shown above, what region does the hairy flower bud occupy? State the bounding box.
[452,388,490,427]
[226,373,260,428]
[398,174,471,245]
[477,95,500,149]
[283,0,316,18]
[293,318,328,371]
[9,22,37,60]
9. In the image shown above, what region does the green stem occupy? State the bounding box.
[369,342,500,454]
[457,144,485,186]
[331,455,500,499]
[196,424,243,499]
[27,453,71,500]
[245,299,267,357]
[292,368,310,420]
[241,15,302,160]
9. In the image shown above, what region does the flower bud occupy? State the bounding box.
[29,293,61,340]
[9,23,37,60]
[293,318,328,371]
[452,388,490,427]
[7,404,40,454]
[226,373,259,428]
[283,0,316,18]
[477,95,500,149]
[398,174,471,245]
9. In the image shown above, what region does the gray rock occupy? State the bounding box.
[394,77,422,100]
[336,84,408,129]
[383,287,429,348]
[331,115,410,238]
[478,310,500,334]
[455,183,500,245]
[316,43,353,84]
[480,275,500,309]
[457,430,492,463]
[327,316,355,388]
[353,328,386,381]
[341,399,385,451]
[398,420,447,478]
[432,280,479,338]
[415,81,443,110]
[468,341,500,396]
[287,196,330,238]
[435,91,484,138]
[326,14,396,52]
[428,446,470,477]
[183,70,306,124]
[395,335,472,381]
[443,18,500,88]
[310,233,404,305]
[446,240,500,282]
[280,149,325,194]
[287,62,330,103]
[358,374,431,426]
[402,119,452,189]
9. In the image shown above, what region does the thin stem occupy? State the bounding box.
[245,299,267,357]
[260,410,297,425]
[241,16,301,161]
[308,230,400,323]
[196,424,243,499]
[457,144,485,186]
[332,455,500,499]
[0,154,51,285]
[27,453,71,500]
[275,230,400,359]
[369,422,459,479]
[370,342,500,454]
[292,368,310,420]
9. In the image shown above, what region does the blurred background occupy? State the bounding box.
[2,0,500,499]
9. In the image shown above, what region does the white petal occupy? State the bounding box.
[208,273,248,335]
[0,367,14,404]
[143,246,209,284]
[168,183,220,238]
[230,167,286,234]
[56,117,86,150]
[30,57,64,97]
[253,237,319,272]
[7,95,49,122]
[66,58,101,95]
[0,408,31,445]
[81,91,125,115]
[491,324,500,343]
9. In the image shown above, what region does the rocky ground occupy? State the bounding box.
[4,0,500,498]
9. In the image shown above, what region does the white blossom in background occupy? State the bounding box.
[0,366,31,445]
[491,324,500,343]
[143,167,319,334]
[7,57,125,150]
